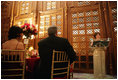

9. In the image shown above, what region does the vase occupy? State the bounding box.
[24,38,29,50]
[24,38,30,58]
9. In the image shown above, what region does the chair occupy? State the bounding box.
[51,50,71,79]
[70,62,74,78]
[1,49,26,79]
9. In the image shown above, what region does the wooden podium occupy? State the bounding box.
[91,39,110,79]
[93,47,106,78]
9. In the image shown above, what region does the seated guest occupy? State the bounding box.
[34,25,78,79]
[2,26,24,49]
[2,26,24,60]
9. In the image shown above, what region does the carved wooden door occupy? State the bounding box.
[69,4,103,73]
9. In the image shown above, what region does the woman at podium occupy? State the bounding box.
[91,32,110,78]
[90,32,101,46]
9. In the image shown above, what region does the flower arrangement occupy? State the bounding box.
[29,50,39,58]
[27,46,39,58]
[21,23,37,38]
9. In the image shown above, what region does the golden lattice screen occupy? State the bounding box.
[78,1,91,6]
[71,6,102,71]
[19,1,31,14]
[39,12,63,38]
[46,1,56,10]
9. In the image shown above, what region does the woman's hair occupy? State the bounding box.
[94,32,100,39]
[8,26,23,40]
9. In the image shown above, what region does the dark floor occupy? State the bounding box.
[25,71,116,79]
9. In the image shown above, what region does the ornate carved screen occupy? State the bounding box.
[38,9,63,39]
[70,4,102,72]
[18,1,31,15]
[14,1,35,27]
[46,1,56,10]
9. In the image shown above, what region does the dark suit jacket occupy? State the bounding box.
[33,35,77,79]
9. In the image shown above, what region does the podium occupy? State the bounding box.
[91,39,110,79]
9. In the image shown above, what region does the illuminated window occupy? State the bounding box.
[39,14,63,38]
[20,1,30,14]
[78,1,91,6]
[47,1,56,10]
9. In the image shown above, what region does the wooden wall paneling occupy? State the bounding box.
[101,1,115,75]
[63,5,68,38]
[8,2,13,17]
[99,1,111,74]
[106,1,114,75]
[100,1,115,75]
[10,1,15,27]
[99,2,108,37]
[11,1,19,26]
[98,2,104,38]
[18,1,22,15]
[60,1,66,8]
[31,1,37,48]
[67,7,72,45]
[56,1,60,9]
[67,1,70,7]
[34,1,39,49]
[15,1,19,16]
[62,2,66,38]
[108,1,117,75]
[36,10,41,50]
[37,11,40,40]
[13,1,18,17]
[1,1,13,44]
[43,1,47,11]
[31,1,37,13]
[29,1,32,13]
[107,2,114,75]
[37,1,43,11]
[73,1,78,7]
[18,1,21,15]
[17,1,20,16]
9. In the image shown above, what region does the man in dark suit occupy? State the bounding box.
[33,26,78,79]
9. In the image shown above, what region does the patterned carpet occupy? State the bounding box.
[73,73,116,79]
